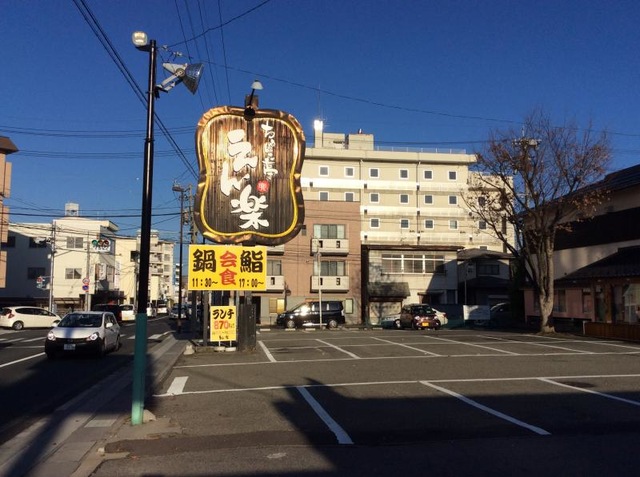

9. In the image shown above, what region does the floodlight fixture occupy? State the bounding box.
[157,63,204,94]
[131,31,149,50]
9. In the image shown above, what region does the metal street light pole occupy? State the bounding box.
[132,33,157,426]
[131,31,203,426]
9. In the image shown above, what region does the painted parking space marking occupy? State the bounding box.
[538,378,640,407]
[166,376,189,396]
[296,386,354,445]
[0,353,44,368]
[258,340,277,362]
[22,337,45,343]
[372,336,441,356]
[426,335,520,355]
[316,339,361,359]
[420,381,551,436]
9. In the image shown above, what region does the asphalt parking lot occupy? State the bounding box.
[94,328,640,476]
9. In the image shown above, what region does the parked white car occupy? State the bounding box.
[45,311,121,358]
[0,306,60,330]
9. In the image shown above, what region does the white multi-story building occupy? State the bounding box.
[0,204,175,314]
[253,126,514,325]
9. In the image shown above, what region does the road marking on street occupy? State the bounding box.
[296,386,354,445]
[0,352,44,369]
[372,336,441,356]
[0,337,25,343]
[425,335,520,355]
[538,378,640,406]
[521,341,595,354]
[420,381,551,436]
[166,376,189,395]
[22,337,45,343]
[258,340,277,362]
[316,339,361,359]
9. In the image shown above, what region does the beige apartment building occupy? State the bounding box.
[255,126,511,325]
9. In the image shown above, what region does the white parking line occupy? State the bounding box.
[426,335,520,355]
[296,386,354,445]
[372,337,441,356]
[0,353,44,368]
[166,376,189,396]
[316,339,361,359]
[23,337,46,343]
[420,381,551,436]
[258,340,277,362]
[538,378,640,407]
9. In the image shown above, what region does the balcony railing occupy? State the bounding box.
[266,275,285,292]
[310,238,349,256]
[310,275,350,292]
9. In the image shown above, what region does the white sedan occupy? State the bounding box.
[45,311,121,358]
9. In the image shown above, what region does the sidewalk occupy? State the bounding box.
[0,330,189,477]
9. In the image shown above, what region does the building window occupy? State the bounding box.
[449,171,457,181]
[313,224,345,239]
[27,267,46,279]
[345,192,354,202]
[479,220,487,230]
[399,194,409,204]
[381,252,445,274]
[370,193,379,203]
[319,191,329,201]
[316,260,346,276]
[477,264,500,276]
[319,166,329,176]
[66,237,84,249]
[423,170,433,180]
[448,195,457,205]
[65,268,83,279]
[582,289,593,313]
[370,218,380,228]
[345,167,354,177]
[400,219,410,229]
[267,259,282,276]
[399,169,409,179]
[424,219,434,229]
[369,168,379,178]
[449,220,458,230]
[553,289,567,313]
[424,195,433,205]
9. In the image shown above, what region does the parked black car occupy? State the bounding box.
[276,301,345,329]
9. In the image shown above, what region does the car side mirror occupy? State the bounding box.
[106,322,113,329]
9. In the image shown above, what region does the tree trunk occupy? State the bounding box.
[538,238,556,333]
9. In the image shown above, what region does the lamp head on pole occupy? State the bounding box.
[244,79,263,121]
[132,31,150,50]
[157,63,204,94]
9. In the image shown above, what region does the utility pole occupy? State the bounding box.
[85,232,91,311]
[48,224,56,313]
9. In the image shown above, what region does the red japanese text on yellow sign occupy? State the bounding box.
[188,244,267,291]
[210,306,237,342]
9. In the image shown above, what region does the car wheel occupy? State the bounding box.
[285,319,296,329]
[394,319,402,330]
[12,321,24,331]
[326,319,338,330]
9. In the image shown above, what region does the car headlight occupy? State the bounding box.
[46,331,56,341]
[86,332,100,342]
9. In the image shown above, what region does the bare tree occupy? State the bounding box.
[464,110,611,332]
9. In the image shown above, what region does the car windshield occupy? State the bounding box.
[412,306,433,315]
[58,313,103,328]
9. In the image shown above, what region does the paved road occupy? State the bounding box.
[0,316,174,445]
[89,328,640,476]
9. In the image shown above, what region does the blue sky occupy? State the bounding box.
[2,0,639,242]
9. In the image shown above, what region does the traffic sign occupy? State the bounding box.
[82,278,90,285]
[82,285,89,291]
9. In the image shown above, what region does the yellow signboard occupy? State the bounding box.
[188,244,266,291]
[210,306,237,342]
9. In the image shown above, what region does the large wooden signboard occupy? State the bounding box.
[194,106,305,245]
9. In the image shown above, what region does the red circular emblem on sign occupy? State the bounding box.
[256,180,270,194]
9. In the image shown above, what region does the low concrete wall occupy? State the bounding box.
[583,322,640,342]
